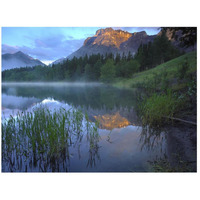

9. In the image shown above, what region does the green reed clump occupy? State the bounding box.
[139,90,180,127]
[2,106,99,172]
[84,113,101,167]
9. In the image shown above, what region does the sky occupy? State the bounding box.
[2,27,160,65]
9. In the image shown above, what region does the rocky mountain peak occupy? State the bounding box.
[95,27,114,36]
[84,28,132,48]
[67,28,155,60]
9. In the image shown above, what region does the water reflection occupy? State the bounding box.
[139,126,166,152]
[1,83,168,172]
[2,83,137,112]
[2,94,40,110]
[94,112,131,129]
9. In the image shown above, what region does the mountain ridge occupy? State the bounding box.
[67,28,154,60]
[52,28,157,65]
[2,51,45,71]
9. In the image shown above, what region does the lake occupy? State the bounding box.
[2,82,168,172]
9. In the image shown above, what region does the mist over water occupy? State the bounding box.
[2,82,103,87]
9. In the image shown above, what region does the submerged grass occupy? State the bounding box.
[2,106,99,172]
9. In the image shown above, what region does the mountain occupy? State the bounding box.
[2,51,45,71]
[158,28,197,53]
[52,28,156,64]
[67,28,156,59]
[53,27,196,64]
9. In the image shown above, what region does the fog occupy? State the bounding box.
[2,82,103,87]
[2,58,45,71]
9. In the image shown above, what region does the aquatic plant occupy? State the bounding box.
[2,106,99,172]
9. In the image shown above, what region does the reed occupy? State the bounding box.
[2,106,99,172]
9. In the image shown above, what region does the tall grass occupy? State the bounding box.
[138,90,182,127]
[2,106,99,172]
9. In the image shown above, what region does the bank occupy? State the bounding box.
[112,51,197,171]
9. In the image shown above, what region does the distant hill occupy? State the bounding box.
[2,51,45,70]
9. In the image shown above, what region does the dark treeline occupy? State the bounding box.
[2,32,182,83]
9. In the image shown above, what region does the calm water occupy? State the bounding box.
[2,82,167,172]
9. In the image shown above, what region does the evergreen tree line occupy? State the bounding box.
[2,32,182,83]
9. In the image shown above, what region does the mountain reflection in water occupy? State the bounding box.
[94,112,131,129]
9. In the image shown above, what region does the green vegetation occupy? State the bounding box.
[139,91,181,127]
[2,106,99,172]
[112,51,197,127]
[100,59,116,83]
[138,52,196,127]
[113,51,196,88]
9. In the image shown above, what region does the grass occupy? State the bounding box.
[138,90,183,127]
[113,51,197,89]
[2,106,99,172]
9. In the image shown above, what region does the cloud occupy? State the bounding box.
[2,37,85,61]
[2,44,20,54]
[34,34,66,48]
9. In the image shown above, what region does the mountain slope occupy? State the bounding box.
[51,28,156,64]
[67,28,155,60]
[2,51,45,70]
[113,51,197,88]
